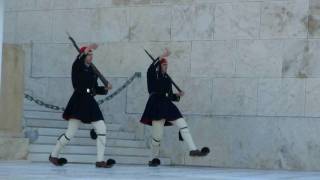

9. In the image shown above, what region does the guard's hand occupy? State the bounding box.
[177,91,184,97]
[88,43,98,50]
[105,83,112,90]
[160,48,171,59]
[84,44,98,54]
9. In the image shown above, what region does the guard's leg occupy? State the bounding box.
[172,118,196,150]
[149,119,165,167]
[92,120,116,168]
[49,119,81,166]
[172,118,210,157]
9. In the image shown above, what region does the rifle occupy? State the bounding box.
[66,32,109,87]
[144,49,182,92]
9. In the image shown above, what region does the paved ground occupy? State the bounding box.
[1,162,320,180]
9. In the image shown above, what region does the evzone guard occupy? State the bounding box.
[140,48,210,167]
[49,44,115,168]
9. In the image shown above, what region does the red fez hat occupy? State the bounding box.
[79,46,87,53]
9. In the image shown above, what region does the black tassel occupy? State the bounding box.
[201,147,210,154]
[107,159,116,165]
[179,131,184,141]
[90,129,97,140]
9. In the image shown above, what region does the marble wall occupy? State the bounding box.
[5,0,320,170]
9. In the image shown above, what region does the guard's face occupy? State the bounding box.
[160,63,168,73]
[85,51,93,64]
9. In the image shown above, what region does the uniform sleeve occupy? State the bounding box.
[71,54,86,90]
[147,57,160,93]
[147,57,160,79]
[95,81,108,95]
[169,83,180,102]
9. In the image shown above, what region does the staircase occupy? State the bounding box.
[24,104,171,165]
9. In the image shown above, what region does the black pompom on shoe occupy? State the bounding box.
[90,129,97,140]
[201,147,210,155]
[106,159,116,167]
[58,157,68,165]
[148,158,161,167]
[49,155,68,166]
[189,147,210,157]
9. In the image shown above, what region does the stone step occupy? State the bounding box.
[24,110,119,126]
[34,136,147,148]
[28,153,171,165]
[29,144,150,157]
[36,127,138,140]
[24,111,66,120]
[25,118,122,132]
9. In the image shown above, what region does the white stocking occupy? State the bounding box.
[51,119,80,157]
[172,118,197,151]
[151,119,165,158]
[92,120,107,162]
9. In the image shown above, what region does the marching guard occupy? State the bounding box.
[49,44,115,168]
[140,48,210,167]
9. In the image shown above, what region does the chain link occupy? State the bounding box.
[25,72,141,111]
